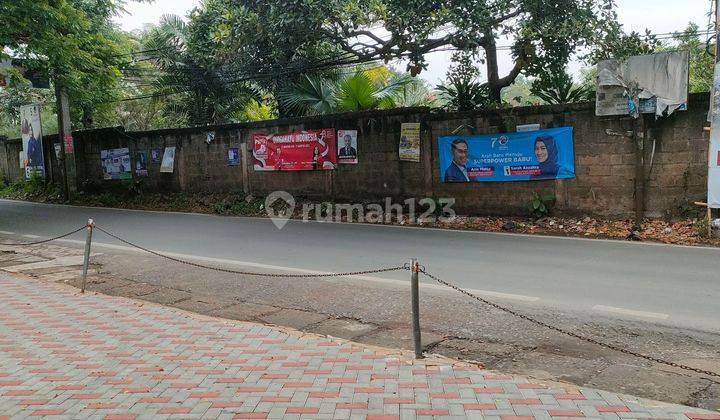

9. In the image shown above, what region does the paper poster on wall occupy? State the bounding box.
[101,148,132,180]
[19,151,25,169]
[399,123,420,162]
[63,134,74,154]
[135,151,149,177]
[20,104,45,179]
[337,130,358,164]
[438,127,575,183]
[206,131,216,144]
[253,129,336,171]
[151,149,162,163]
[228,148,240,166]
[54,144,61,159]
[160,147,176,173]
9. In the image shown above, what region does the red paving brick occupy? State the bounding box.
[548,409,585,417]
[0,273,714,419]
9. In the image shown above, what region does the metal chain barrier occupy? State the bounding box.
[420,267,720,381]
[0,226,87,246]
[4,220,718,381]
[94,225,406,278]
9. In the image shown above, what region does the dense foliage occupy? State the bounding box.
[0,1,715,134]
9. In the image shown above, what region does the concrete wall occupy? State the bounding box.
[0,94,710,218]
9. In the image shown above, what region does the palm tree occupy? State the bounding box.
[436,76,491,112]
[141,14,259,125]
[276,67,432,116]
[530,70,591,105]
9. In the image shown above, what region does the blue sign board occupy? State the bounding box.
[438,127,575,183]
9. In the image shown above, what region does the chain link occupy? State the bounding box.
[0,226,88,246]
[6,222,716,381]
[95,226,407,278]
[420,268,720,381]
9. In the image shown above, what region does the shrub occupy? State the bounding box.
[527,192,555,218]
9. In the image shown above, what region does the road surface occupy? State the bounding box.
[1,198,719,331]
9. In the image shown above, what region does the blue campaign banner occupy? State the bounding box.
[438,127,575,183]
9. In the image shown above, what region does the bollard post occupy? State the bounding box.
[81,219,95,294]
[410,258,423,359]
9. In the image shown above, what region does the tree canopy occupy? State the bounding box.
[1,0,714,134]
[0,0,146,128]
[190,0,617,107]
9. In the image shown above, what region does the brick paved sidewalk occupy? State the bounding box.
[0,273,718,420]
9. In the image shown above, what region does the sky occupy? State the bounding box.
[114,0,711,85]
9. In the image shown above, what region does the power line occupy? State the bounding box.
[112,25,715,103]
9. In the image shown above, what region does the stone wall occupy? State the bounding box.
[0,94,710,218]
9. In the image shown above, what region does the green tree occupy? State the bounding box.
[140,14,262,126]
[501,75,541,107]
[0,0,147,129]
[530,69,591,104]
[190,0,617,105]
[277,66,425,116]
[436,51,491,112]
[664,23,714,93]
[586,28,660,64]
[0,81,58,138]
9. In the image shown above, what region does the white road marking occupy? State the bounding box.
[22,234,41,239]
[54,238,539,303]
[592,305,669,320]
[0,231,15,235]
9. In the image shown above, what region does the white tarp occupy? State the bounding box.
[708,63,720,209]
[160,146,176,173]
[596,51,689,117]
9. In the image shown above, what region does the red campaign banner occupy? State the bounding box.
[253,129,337,171]
[504,166,541,176]
[467,167,495,178]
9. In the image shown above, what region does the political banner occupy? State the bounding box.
[228,148,240,166]
[101,148,132,180]
[135,151,148,177]
[160,147,176,173]
[253,129,336,171]
[337,130,358,164]
[399,123,420,162]
[438,127,575,183]
[151,148,162,163]
[20,104,45,179]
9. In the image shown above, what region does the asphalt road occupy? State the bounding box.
[1,198,719,332]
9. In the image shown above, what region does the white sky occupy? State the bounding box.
[114,0,711,85]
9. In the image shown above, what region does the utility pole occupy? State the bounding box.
[707,0,720,230]
[54,83,76,201]
[716,0,719,59]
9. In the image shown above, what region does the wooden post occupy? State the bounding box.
[708,207,713,238]
[54,84,70,201]
[240,140,250,196]
[632,95,646,231]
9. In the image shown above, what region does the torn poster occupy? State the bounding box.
[596,51,689,117]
